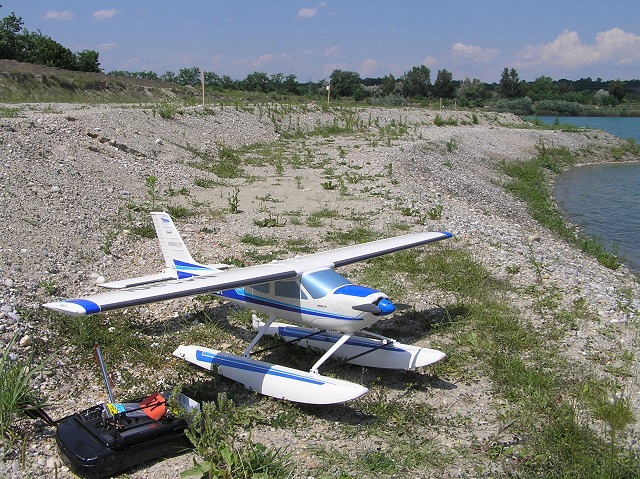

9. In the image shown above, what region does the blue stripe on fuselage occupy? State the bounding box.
[334,284,378,297]
[195,349,325,385]
[217,288,363,322]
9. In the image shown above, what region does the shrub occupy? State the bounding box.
[369,94,407,106]
[492,97,533,115]
[534,99,585,116]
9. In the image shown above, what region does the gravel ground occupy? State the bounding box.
[0,103,638,478]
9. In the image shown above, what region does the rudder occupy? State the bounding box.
[151,212,198,269]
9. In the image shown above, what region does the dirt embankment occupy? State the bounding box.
[0,59,191,102]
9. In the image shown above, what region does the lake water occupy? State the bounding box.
[532,116,640,273]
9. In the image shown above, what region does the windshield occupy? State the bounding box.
[301,269,351,299]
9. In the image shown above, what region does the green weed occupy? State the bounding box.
[183,393,293,478]
[501,144,620,269]
[0,333,44,450]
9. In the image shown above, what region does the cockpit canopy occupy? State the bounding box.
[300,269,351,299]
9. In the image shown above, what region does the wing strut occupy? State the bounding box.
[242,315,276,357]
[310,334,352,374]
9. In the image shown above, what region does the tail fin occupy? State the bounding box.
[99,212,225,289]
[151,212,198,268]
[151,212,218,279]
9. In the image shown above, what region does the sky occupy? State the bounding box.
[2,1,640,83]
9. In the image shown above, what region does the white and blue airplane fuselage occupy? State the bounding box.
[216,267,393,333]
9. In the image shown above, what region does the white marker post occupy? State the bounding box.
[326,84,331,106]
[201,70,205,106]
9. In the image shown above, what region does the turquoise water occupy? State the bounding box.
[533,116,640,142]
[533,116,640,272]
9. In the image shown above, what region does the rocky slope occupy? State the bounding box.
[0,102,638,478]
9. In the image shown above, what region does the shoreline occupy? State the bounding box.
[0,103,638,478]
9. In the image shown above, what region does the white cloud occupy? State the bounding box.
[93,9,120,21]
[258,54,275,63]
[361,59,379,76]
[298,8,318,18]
[324,46,342,57]
[44,11,74,21]
[299,2,327,18]
[98,42,118,51]
[250,52,293,70]
[451,42,499,63]
[516,28,640,70]
[422,55,438,67]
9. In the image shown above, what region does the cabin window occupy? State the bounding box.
[275,280,307,299]
[301,269,351,299]
[251,283,270,294]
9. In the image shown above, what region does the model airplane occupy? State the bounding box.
[44,212,452,404]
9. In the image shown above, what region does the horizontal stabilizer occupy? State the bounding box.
[99,272,176,289]
[173,345,368,404]
[258,321,446,369]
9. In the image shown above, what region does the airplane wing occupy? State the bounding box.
[292,231,452,270]
[44,262,299,316]
[43,231,451,316]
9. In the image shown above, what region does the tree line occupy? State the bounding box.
[2,6,638,114]
[109,65,638,110]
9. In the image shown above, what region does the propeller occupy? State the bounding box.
[352,303,383,314]
[352,298,411,316]
[393,303,412,311]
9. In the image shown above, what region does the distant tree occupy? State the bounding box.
[329,69,362,98]
[75,49,100,73]
[556,79,573,95]
[595,89,613,105]
[402,65,431,97]
[160,71,178,83]
[282,73,298,94]
[176,66,201,86]
[270,72,284,92]
[202,71,220,87]
[456,77,488,107]
[381,74,396,95]
[528,76,556,101]
[498,67,525,99]
[608,79,627,102]
[0,10,23,60]
[433,69,455,99]
[219,74,236,90]
[243,71,270,92]
[20,30,76,70]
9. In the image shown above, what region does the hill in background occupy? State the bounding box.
[0,59,192,103]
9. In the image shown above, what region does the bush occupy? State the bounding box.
[492,96,533,115]
[534,99,585,116]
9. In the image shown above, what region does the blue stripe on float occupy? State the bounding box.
[195,349,325,385]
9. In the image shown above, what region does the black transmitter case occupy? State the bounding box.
[55,395,197,478]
